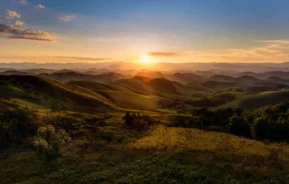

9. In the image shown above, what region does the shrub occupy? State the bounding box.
[122,113,159,131]
[0,106,39,148]
[33,124,72,159]
[229,114,251,138]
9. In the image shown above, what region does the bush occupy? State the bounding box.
[0,106,39,148]
[33,124,72,159]
[123,113,159,131]
[229,114,251,138]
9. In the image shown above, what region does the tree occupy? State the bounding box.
[123,112,133,126]
[254,117,270,141]
[229,114,251,138]
[0,106,39,148]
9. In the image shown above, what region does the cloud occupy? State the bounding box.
[148,52,182,57]
[5,10,21,20]
[255,40,289,44]
[52,56,108,61]
[59,15,76,22]
[184,40,289,62]
[19,0,28,5]
[0,23,55,41]
[145,40,289,63]
[15,20,25,26]
[35,4,45,9]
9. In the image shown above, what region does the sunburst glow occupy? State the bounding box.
[139,53,154,64]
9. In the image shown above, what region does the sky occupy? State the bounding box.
[1,0,289,63]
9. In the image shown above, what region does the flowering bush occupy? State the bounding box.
[33,124,72,159]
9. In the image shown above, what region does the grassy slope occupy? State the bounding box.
[0,75,116,112]
[70,80,173,110]
[220,89,289,109]
[70,78,209,111]
[2,121,289,184]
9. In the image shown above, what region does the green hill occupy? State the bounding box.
[220,89,289,109]
[0,75,115,112]
[188,91,246,108]
[69,79,170,110]
[113,77,156,95]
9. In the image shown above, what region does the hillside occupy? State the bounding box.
[134,70,164,78]
[206,75,236,83]
[0,75,115,112]
[201,81,239,90]
[2,75,289,183]
[165,72,203,84]
[113,76,156,95]
[70,78,172,110]
[219,89,289,109]
[188,90,246,108]
[2,123,289,183]
[39,71,127,83]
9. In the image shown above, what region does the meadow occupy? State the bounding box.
[2,73,289,183]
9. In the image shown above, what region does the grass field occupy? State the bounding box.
[2,120,289,184]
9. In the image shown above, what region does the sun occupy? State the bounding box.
[139,53,153,64]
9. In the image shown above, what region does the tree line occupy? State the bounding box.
[169,101,289,143]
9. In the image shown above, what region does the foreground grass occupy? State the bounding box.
[2,123,289,184]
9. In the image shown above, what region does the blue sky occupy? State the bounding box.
[1,0,289,63]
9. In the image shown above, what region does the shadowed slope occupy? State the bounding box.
[0,75,115,112]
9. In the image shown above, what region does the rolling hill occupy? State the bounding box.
[134,70,164,78]
[0,75,115,112]
[218,89,289,109]
[165,72,203,84]
[38,71,127,83]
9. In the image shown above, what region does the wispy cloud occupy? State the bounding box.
[34,4,45,9]
[0,23,55,41]
[184,40,289,62]
[59,15,76,22]
[254,40,289,44]
[147,40,289,62]
[15,20,25,26]
[52,56,108,61]
[18,0,28,5]
[5,10,21,20]
[148,52,182,57]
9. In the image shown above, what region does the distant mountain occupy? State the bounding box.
[148,78,184,94]
[0,70,31,76]
[206,75,236,83]
[39,71,127,83]
[194,71,215,77]
[235,76,260,84]
[165,72,203,84]
[266,76,289,85]
[81,68,111,75]
[186,82,212,92]
[135,70,164,79]
[94,72,128,82]
[21,68,57,74]
[0,68,15,72]
[235,71,257,78]
[201,81,239,90]
[260,71,289,79]
[246,82,288,92]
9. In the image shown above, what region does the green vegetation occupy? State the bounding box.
[3,74,289,183]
